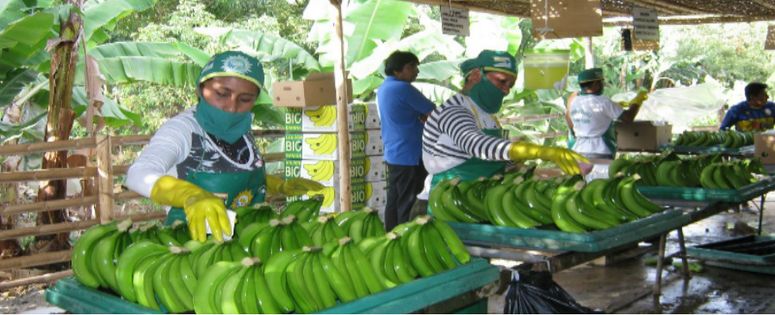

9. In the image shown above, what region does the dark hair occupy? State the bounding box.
[384,51,419,77]
[579,80,601,91]
[745,82,768,99]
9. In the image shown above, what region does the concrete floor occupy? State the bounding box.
[488,193,775,314]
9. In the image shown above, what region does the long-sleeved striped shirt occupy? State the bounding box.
[421,93,512,175]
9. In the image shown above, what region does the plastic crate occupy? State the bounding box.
[449,208,688,252]
[46,258,498,314]
[637,176,775,203]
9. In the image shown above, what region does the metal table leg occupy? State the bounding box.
[653,233,667,297]
[676,228,690,279]
[759,194,766,235]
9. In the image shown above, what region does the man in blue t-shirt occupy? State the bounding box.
[720,82,775,131]
[376,51,436,230]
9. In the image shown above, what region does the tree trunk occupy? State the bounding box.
[33,2,82,255]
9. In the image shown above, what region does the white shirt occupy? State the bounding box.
[569,94,623,155]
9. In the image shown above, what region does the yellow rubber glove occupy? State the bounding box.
[618,89,649,108]
[150,176,231,242]
[508,142,590,175]
[265,175,325,196]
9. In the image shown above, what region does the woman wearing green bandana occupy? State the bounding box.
[127,51,323,242]
[419,50,589,199]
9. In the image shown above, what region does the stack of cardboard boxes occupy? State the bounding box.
[272,74,386,214]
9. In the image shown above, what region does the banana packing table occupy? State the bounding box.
[637,175,775,235]
[45,258,498,314]
[686,235,775,275]
[448,204,732,295]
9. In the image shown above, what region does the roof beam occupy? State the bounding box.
[625,0,705,15]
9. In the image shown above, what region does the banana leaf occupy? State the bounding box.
[0,69,40,106]
[82,0,157,43]
[92,56,200,87]
[195,27,320,71]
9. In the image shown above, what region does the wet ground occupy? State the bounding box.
[489,193,775,313]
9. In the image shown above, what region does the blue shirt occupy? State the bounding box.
[377,76,436,166]
[720,100,775,131]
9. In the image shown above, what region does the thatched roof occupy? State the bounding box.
[405,0,775,25]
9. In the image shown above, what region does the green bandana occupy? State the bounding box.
[468,69,506,114]
[194,98,252,144]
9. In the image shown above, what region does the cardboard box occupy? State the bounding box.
[285,104,366,132]
[616,120,672,151]
[365,129,384,156]
[284,159,366,186]
[285,132,367,160]
[271,73,353,108]
[754,132,775,164]
[363,102,382,129]
[365,180,387,209]
[286,182,366,214]
[365,155,387,182]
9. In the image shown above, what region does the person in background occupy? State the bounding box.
[376,51,436,231]
[720,82,775,131]
[127,51,322,242]
[567,68,644,159]
[420,50,587,196]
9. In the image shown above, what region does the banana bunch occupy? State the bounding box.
[307,214,347,245]
[487,176,559,228]
[673,130,753,148]
[72,219,133,290]
[699,160,758,189]
[388,216,470,277]
[551,175,663,233]
[113,241,168,305]
[193,257,286,314]
[305,134,337,155]
[280,196,324,223]
[189,240,249,278]
[248,216,311,261]
[333,207,386,242]
[234,204,278,237]
[303,160,335,182]
[130,221,191,246]
[304,105,337,127]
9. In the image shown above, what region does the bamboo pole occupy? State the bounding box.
[330,0,352,212]
[0,212,165,241]
[95,135,114,224]
[1,196,97,216]
[0,270,73,291]
[0,167,97,184]
[0,138,96,156]
[0,250,72,271]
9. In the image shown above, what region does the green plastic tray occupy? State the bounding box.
[46,258,498,314]
[661,144,754,156]
[686,236,775,265]
[449,208,688,252]
[637,176,775,203]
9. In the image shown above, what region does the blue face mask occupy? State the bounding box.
[468,73,506,114]
[194,98,252,144]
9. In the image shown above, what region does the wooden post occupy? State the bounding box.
[584,37,594,68]
[330,0,353,212]
[95,135,114,223]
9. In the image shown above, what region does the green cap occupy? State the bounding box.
[578,68,604,83]
[197,51,264,89]
[460,50,517,77]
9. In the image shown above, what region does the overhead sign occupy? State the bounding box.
[632,7,659,41]
[440,6,470,36]
[530,0,602,39]
[766,25,775,50]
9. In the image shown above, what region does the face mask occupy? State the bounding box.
[194,98,252,144]
[469,73,506,114]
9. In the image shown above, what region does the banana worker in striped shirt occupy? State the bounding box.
[720,82,775,131]
[417,50,588,208]
[127,51,322,242]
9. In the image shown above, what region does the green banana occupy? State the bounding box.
[115,241,166,302]
[193,260,241,314]
[71,222,118,288]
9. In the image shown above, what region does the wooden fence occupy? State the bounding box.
[0,130,283,290]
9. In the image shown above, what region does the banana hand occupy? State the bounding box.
[150,176,232,242]
[508,142,589,175]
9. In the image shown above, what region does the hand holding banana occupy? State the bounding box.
[618,89,649,108]
[508,142,590,175]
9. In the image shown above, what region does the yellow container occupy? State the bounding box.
[523,50,570,90]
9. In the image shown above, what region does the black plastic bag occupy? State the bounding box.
[503,269,598,314]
